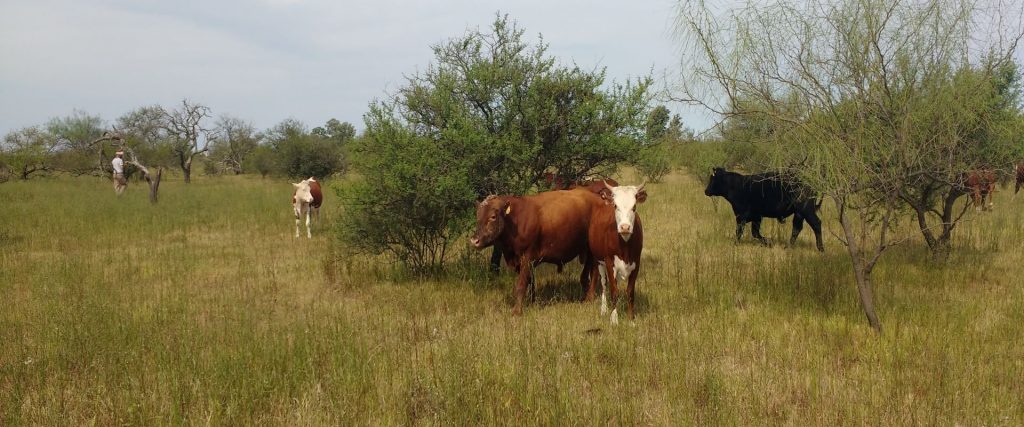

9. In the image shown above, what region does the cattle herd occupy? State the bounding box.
[291,163,1024,324]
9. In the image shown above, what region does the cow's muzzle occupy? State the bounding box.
[618,224,633,241]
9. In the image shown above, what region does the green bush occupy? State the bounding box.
[338,15,652,272]
[635,143,673,183]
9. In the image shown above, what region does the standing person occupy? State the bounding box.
[112,151,127,195]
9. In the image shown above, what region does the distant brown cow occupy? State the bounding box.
[964,170,996,211]
[543,172,619,191]
[571,177,620,193]
[543,172,572,190]
[470,188,600,314]
[588,182,646,324]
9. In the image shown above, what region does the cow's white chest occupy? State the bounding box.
[612,256,636,279]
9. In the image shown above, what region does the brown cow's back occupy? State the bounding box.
[504,188,599,265]
[309,179,323,208]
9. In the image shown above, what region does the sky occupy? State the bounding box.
[0,0,705,137]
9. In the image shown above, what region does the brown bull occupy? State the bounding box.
[471,188,601,315]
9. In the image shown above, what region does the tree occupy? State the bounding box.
[676,0,1024,332]
[161,99,211,184]
[645,105,671,140]
[115,106,172,178]
[899,62,1024,260]
[1,126,57,180]
[312,118,356,144]
[341,14,652,271]
[264,119,345,179]
[209,115,260,174]
[46,111,106,175]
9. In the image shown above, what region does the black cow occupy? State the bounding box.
[704,168,824,251]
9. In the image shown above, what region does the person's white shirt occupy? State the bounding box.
[112,157,124,174]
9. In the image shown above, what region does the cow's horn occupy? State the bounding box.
[603,179,614,190]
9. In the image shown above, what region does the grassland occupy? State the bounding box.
[2,171,1023,425]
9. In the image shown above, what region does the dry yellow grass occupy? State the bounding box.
[1,171,1022,425]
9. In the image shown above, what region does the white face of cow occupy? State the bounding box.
[293,180,313,204]
[603,183,648,241]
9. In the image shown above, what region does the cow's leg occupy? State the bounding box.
[513,255,531,315]
[751,218,769,246]
[489,247,502,273]
[626,261,640,322]
[305,208,312,238]
[735,217,746,242]
[528,260,537,303]
[583,253,597,301]
[790,214,805,247]
[599,261,610,315]
[294,206,301,238]
[806,212,825,252]
[606,259,620,324]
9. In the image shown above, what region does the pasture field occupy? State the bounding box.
[2,171,1023,425]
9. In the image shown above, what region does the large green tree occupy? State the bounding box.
[264,119,346,179]
[46,111,106,175]
[342,14,652,271]
[1,126,57,180]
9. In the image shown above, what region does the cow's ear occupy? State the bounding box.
[599,188,614,205]
[636,189,648,204]
[292,183,301,188]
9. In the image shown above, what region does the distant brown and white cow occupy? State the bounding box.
[292,177,323,238]
[589,181,646,324]
[964,170,996,211]
[470,188,600,314]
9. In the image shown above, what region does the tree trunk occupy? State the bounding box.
[838,199,884,334]
[181,156,192,184]
[145,167,163,203]
[912,186,965,262]
[850,257,883,333]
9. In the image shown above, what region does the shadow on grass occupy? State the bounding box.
[0,229,22,248]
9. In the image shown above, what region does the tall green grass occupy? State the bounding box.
[1,172,1022,424]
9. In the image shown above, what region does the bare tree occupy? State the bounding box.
[209,115,259,174]
[90,130,163,203]
[675,0,1024,332]
[161,99,211,183]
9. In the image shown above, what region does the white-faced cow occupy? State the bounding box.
[292,177,323,238]
[589,181,646,324]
